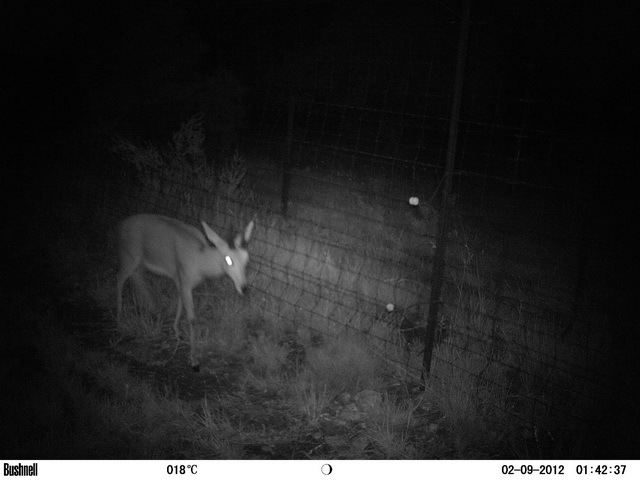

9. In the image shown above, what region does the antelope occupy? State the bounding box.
[116,213,255,371]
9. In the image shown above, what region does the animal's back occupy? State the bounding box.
[118,214,207,278]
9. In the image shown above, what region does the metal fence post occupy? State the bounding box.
[421,0,471,388]
[281,94,295,216]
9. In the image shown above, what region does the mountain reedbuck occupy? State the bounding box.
[116,214,255,371]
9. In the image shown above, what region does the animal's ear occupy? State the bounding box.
[244,219,255,243]
[201,221,229,250]
[235,219,255,248]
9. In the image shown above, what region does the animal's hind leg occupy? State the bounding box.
[116,262,138,320]
[173,295,183,340]
[131,271,155,313]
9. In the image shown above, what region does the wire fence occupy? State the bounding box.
[74,2,635,456]
[233,5,624,452]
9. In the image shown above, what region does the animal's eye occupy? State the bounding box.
[225,256,233,266]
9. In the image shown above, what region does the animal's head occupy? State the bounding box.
[201,219,255,294]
